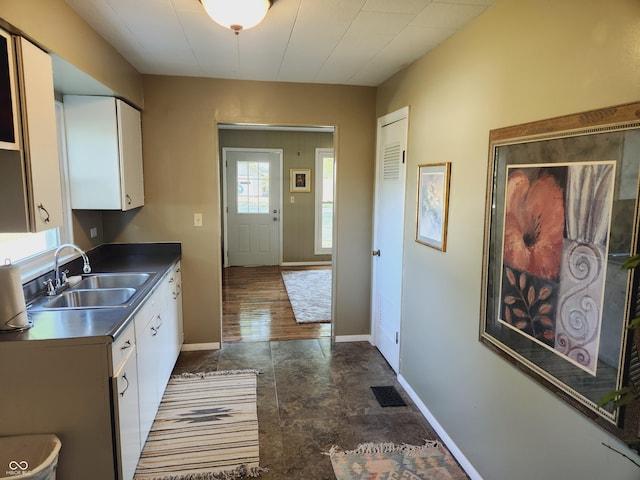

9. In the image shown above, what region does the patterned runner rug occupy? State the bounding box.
[327,441,469,480]
[135,370,265,480]
[281,269,331,323]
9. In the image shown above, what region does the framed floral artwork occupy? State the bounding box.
[290,168,311,193]
[416,163,451,251]
[480,101,640,446]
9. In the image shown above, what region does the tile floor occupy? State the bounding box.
[172,339,439,479]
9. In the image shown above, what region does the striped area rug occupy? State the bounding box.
[134,370,264,480]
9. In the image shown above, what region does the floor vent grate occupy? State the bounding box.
[371,386,407,407]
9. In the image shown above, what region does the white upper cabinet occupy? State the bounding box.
[0,30,63,232]
[64,95,144,210]
[16,37,64,231]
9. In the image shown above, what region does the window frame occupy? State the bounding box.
[10,101,74,282]
[314,148,334,255]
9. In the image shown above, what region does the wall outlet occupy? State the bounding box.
[90,227,98,238]
[290,196,295,203]
[194,213,203,227]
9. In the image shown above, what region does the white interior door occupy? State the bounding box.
[225,148,282,266]
[371,107,409,373]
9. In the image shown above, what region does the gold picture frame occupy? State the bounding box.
[479,101,640,446]
[416,162,451,251]
[290,168,311,193]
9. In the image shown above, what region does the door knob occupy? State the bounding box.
[372,249,381,256]
[273,217,279,221]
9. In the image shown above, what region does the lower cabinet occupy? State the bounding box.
[0,262,184,480]
[135,297,162,442]
[112,345,141,480]
[113,261,184,479]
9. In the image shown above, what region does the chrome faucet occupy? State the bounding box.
[46,244,92,295]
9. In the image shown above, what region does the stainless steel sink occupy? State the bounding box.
[43,288,136,309]
[73,273,151,290]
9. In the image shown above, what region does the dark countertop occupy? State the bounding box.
[0,243,181,346]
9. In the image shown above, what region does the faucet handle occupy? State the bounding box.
[61,270,70,283]
[43,278,55,295]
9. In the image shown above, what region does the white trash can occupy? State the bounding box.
[0,434,61,480]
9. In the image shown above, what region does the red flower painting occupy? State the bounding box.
[500,168,565,345]
[503,169,565,280]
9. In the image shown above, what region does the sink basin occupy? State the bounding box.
[44,288,136,309]
[73,273,151,290]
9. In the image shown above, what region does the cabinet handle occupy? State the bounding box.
[120,340,132,350]
[169,277,174,283]
[120,373,129,397]
[157,315,163,329]
[126,194,132,205]
[151,326,158,336]
[37,204,50,223]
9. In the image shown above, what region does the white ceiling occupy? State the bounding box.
[64,0,494,87]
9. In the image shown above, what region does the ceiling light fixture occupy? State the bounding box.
[201,0,273,35]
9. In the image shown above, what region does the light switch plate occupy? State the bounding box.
[194,213,203,227]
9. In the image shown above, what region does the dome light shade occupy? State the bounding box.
[201,0,272,35]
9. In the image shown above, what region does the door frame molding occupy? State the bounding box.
[370,106,409,372]
[222,147,284,267]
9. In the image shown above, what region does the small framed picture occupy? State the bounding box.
[290,168,311,192]
[416,162,451,251]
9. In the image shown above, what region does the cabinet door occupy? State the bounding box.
[136,311,161,443]
[156,269,182,388]
[64,95,121,209]
[16,37,63,231]
[169,263,184,354]
[112,348,141,480]
[117,99,144,210]
[155,307,173,397]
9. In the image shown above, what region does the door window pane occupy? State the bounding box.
[237,161,269,213]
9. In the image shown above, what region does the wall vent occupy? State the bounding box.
[383,142,401,182]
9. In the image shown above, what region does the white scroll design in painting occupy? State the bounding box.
[555,162,615,374]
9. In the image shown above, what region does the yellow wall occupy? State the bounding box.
[0,0,143,107]
[378,0,640,478]
[103,75,376,344]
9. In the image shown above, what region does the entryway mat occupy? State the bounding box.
[371,386,407,407]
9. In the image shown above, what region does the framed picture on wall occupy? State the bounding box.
[479,101,640,447]
[290,168,311,192]
[415,162,451,251]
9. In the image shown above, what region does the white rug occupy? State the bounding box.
[281,269,332,323]
[134,370,264,480]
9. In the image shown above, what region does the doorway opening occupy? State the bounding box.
[219,124,335,344]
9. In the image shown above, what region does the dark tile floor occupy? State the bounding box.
[172,339,439,479]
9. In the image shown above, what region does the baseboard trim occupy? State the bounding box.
[397,374,483,480]
[181,342,221,352]
[281,261,332,267]
[334,335,371,343]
